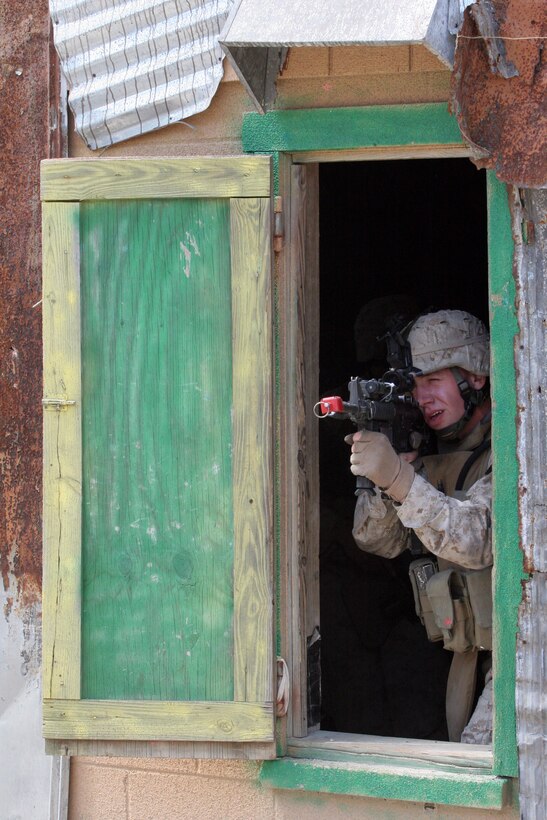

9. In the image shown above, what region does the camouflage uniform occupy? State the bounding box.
[353,420,492,572]
[353,420,493,744]
[352,310,493,744]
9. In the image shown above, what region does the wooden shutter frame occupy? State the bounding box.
[41,157,276,750]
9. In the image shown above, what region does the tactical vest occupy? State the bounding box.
[409,441,493,653]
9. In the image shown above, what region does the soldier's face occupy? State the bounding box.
[411,368,466,431]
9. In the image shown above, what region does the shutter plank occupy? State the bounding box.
[79,198,235,703]
[42,202,82,700]
[44,699,274,742]
[41,158,271,201]
[231,198,274,704]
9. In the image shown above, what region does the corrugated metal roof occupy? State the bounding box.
[50,0,235,150]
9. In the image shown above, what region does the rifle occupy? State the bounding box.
[315,320,431,492]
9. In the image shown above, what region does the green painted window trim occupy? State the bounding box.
[242,103,465,194]
[242,103,464,154]
[259,758,514,811]
[243,105,521,800]
[487,173,525,777]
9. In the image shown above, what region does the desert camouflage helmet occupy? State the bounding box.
[408,310,490,377]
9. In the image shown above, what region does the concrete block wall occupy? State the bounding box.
[68,758,274,819]
[69,757,518,819]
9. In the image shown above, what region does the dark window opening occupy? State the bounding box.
[317,158,488,740]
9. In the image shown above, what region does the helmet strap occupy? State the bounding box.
[436,367,485,441]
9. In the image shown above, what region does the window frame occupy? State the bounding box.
[242,104,521,807]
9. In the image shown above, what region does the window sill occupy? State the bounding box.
[259,732,513,810]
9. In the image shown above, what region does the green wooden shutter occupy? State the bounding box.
[41,158,275,757]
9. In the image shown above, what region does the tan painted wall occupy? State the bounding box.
[69,757,518,820]
[68,45,450,158]
[65,46,512,820]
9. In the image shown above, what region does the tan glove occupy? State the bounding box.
[345,430,415,503]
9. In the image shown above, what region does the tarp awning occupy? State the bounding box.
[220,0,470,110]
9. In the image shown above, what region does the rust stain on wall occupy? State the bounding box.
[0,1,55,610]
[451,0,547,187]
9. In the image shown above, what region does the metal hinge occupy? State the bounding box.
[42,398,76,409]
[273,196,284,253]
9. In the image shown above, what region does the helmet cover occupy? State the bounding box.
[408,310,490,377]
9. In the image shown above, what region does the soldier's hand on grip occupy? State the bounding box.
[346,430,415,503]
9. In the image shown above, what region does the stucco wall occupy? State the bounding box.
[68,45,451,158]
[69,757,518,820]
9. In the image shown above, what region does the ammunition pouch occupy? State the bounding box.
[409,559,492,653]
[408,557,444,642]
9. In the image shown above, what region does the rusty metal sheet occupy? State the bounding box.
[451,0,547,187]
[0,0,53,611]
[510,181,547,818]
[512,186,547,575]
[49,0,235,150]
[0,0,61,814]
[517,574,547,814]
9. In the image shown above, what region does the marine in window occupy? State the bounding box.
[347,310,493,744]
